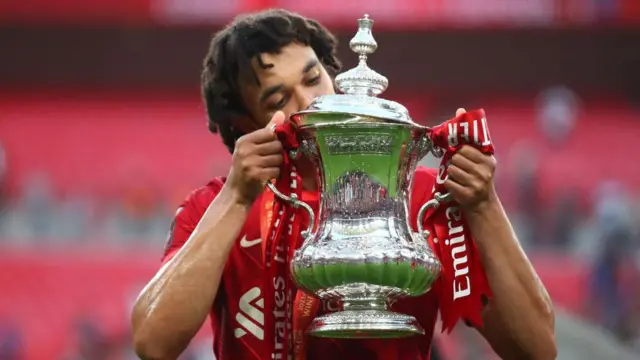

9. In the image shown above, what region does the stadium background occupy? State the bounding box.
[1,1,640,359]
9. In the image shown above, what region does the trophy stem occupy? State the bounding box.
[307,297,424,339]
[343,297,387,311]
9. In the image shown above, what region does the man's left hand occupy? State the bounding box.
[443,108,497,213]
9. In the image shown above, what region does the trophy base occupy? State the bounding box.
[307,309,424,339]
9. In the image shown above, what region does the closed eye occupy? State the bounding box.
[305,75,321,86]
[267,96,288,111]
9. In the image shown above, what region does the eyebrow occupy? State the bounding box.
[302,58,319,74]
[258,58,320,104]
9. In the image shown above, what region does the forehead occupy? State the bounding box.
[251,43,317,86]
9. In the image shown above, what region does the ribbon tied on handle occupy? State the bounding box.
[418,108,495,333]
[260,121,318,360]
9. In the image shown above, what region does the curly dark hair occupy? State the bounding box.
[201,9,342,153]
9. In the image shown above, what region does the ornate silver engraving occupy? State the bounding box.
[299,138,318,160]
[324,133,394,155]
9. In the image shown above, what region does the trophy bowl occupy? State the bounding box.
[284,15,442,339]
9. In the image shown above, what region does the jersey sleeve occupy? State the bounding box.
[161,179,224,265]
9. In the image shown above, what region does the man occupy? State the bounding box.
[131,9,556,360]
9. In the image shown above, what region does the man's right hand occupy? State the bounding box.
[226,111,286,206]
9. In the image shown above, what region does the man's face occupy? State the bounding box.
[237,43,335,132]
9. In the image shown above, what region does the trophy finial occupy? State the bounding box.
[335,15,389,97]
[349,14,377,56]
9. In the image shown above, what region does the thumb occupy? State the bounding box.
[266,111,286,129]
[455,108,466,117]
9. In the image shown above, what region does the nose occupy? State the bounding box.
[293,88,314,111]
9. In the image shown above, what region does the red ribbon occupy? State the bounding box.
[260,121,309,360]
[423,109,494,333]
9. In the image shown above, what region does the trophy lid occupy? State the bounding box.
[296,14,414,125]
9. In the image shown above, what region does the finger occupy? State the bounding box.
[266,110,286,129]
[259,167,281,182]
[458,145,487,164]
[451,152,478,173]
[260,154,284,167]
[247,111,286,144]
[456,108,466,117]
[444,178,471,199]
[245,127,278,144]
[447,165,474,187]
[254,139,284,155]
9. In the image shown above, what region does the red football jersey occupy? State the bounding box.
[162,167,441,360]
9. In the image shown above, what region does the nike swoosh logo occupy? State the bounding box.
[239,236,261,248]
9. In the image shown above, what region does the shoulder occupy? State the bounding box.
[173,177,227,225]
[181,177,227,215]
[162,177,227,263]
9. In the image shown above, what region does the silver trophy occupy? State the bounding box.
[268,14,444,339]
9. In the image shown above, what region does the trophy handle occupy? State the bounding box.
[415,192,452,241]
[266,182,316,238]
[414,128,447,164]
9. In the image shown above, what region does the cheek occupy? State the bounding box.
[307,76,335,101]
[321,81,335,95]
[321,73,336,93]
